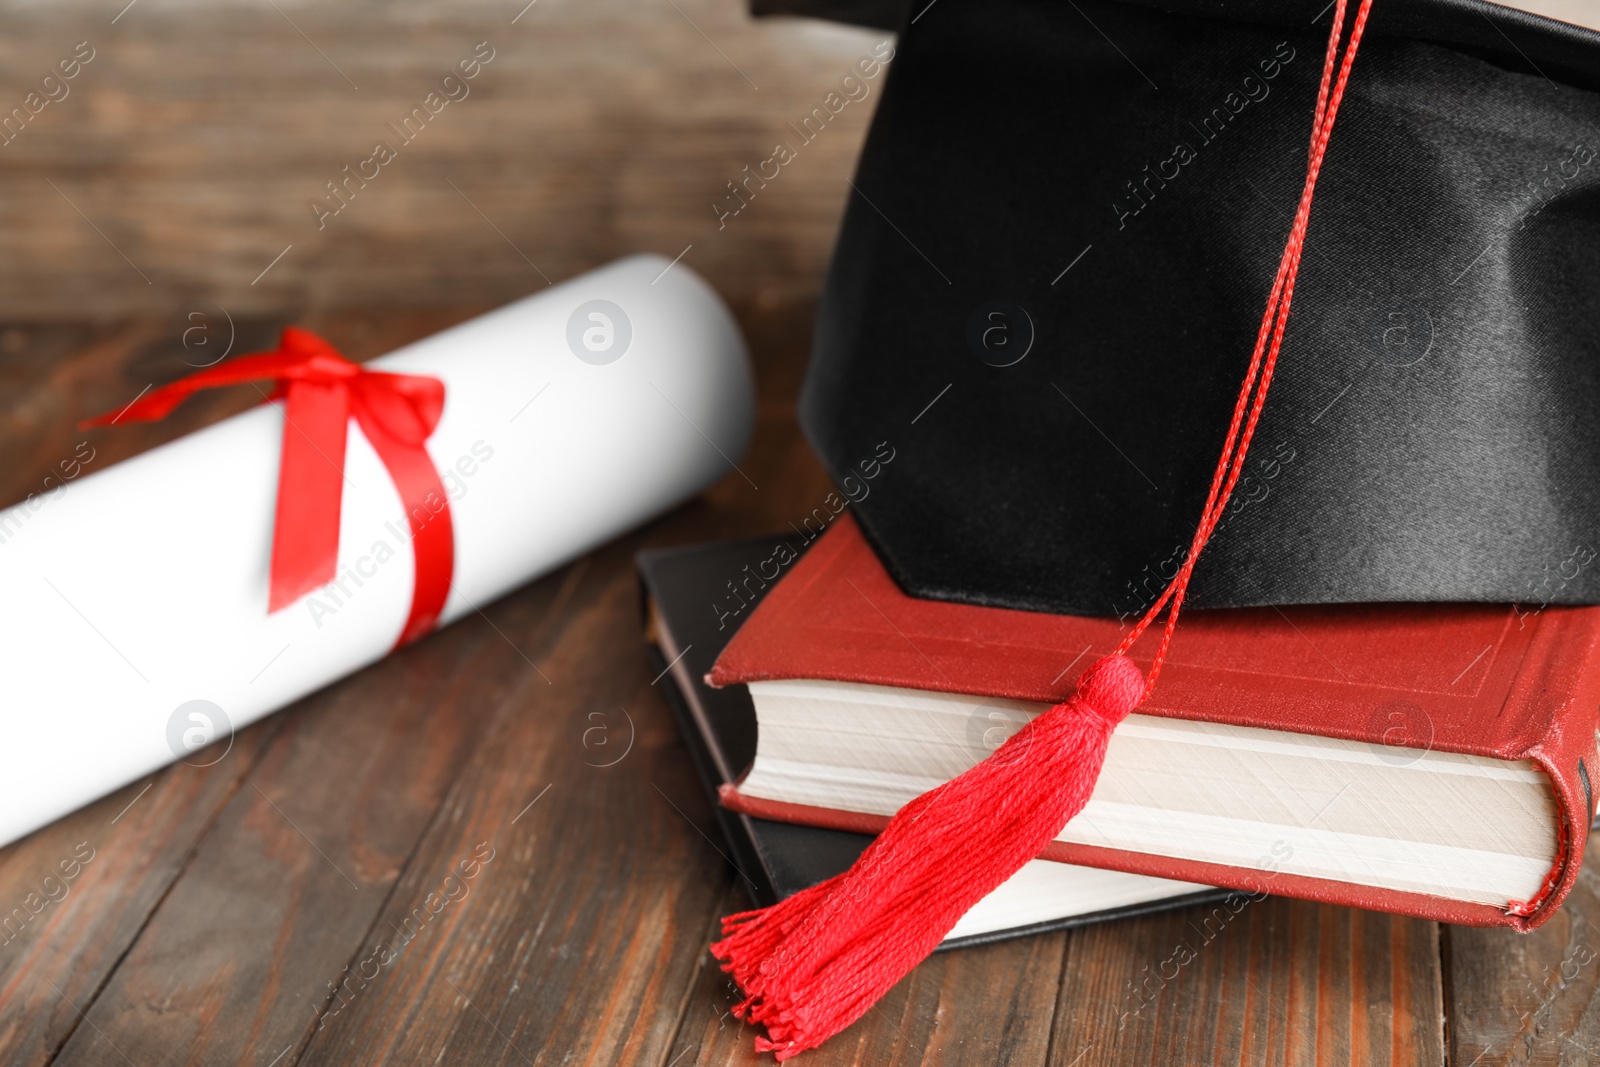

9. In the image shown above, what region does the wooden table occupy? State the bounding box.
[3,0,1600,1062]
[0,302,1596,1067]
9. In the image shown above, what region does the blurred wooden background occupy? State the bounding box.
[0,0,887,321]
[0,0,1593,323]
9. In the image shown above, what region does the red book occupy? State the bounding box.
[709,514,1600,930]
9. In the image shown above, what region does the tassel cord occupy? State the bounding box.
[1117,0,1374,693]
[711,2,1376,1057]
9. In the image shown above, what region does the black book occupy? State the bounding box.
[637,536,1231,948]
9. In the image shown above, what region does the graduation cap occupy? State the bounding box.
[713,1,1600,1058]
[796,0,1600,616]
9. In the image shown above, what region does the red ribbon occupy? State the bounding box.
[83,327,453,648]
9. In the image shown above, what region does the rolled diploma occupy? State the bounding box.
[0,254,754,847]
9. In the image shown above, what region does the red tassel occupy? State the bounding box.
[713,654,1145,1059]
[714,0,1375,1056]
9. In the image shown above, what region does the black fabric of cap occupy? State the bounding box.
[798,0,1600,615]
[757,0,1600,88]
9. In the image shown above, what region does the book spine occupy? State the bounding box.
[1512,609,1600,929]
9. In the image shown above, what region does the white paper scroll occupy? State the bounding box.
[0,254,755,847]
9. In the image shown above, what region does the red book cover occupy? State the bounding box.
[709,514,1600,930]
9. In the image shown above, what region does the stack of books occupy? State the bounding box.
[640,515,1600,943]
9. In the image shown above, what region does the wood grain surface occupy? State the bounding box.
[3,295,1597,1067]
[2,2,1599,1065]
[0,0,886,321]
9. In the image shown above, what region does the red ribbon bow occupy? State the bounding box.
[84,327,453,648]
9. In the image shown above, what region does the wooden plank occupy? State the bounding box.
[1048,896,1446,1066]
[670,889,1447,1067]
[284,554,728,1067]
[43,552,606,1067]
[1446,833,1600,1066]
[0,317,306,1067]
[0,0,888,320]
[665,915,1068,1067]
[0,726,282,1067]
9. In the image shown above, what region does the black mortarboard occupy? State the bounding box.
[795,0,1600,615]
